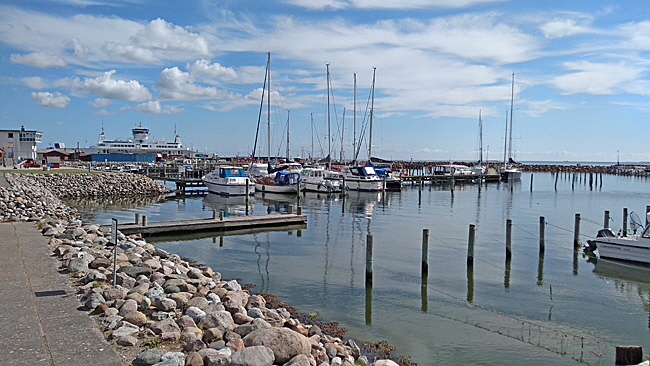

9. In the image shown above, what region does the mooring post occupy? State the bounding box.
[245,178,250,211]
[135,213,140,225]
[421,229,429,276]
[615,346,643,365]
[574,213,581,248]
[288,205,294,214]
[539,216,546,252]
[467,224,476,266]
[297,206,302,215]
[604,210,610,228]
[505,219,512,260]
[646,206,650,228]
[623,207,628,237]
[530,174,533,192]
[212,209,217,220]
[142,215,147,227]
[554,172,558,191]
[219,211,224,221]
[365,234,373,289]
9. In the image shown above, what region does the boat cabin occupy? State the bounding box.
[346,166,379,177]
[219,167,246,178]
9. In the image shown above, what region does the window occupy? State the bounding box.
[8,133,13,138]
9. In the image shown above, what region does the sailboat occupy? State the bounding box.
[500,72,522,182]
[470,110,486,176]
[250,53,299,194]
[343,67,384,192]
[300,63,344,193]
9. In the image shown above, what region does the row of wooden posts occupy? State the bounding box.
[364,205,650,289]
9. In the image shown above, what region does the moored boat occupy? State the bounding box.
[299,167,343,193]
[202,166,254,196]
[584,213,650,264]
[343,165,384,192]
[254,171,299,194]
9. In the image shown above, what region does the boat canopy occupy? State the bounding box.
[220,167,246,178]
[348,166,378,177]
[274,171,300,185]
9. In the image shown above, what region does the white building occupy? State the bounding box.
[0,126,43,164]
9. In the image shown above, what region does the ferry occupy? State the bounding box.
[83,124,191,158]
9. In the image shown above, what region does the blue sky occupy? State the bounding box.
[1,0,649,162]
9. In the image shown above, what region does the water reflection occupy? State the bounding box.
[202,193,254,217]
[64,194,169,222]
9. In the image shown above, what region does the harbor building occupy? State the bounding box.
[0,126,43,165]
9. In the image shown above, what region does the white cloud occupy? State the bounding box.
[102,42,160,63]
[31,91,70,108]
[130,18,210,58]
[285,0,504,10]
[10,52,66,68]
[540,18,592,39]
[188,59,238,81]
[93,109,115,116]
[551,61,643,95]
[23,77,47,89]
[136,100,183,114]
[619,20,650,50]
[72,70,152,101]
[156,67,227,101]
[89,98,112,108]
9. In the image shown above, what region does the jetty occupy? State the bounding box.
[107,212,307,237]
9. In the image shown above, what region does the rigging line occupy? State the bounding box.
[542,221,602,241]
[427,232,505,272]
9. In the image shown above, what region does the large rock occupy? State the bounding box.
[119,265,153,278]
[133,348,163,366]
[150,317,181,335]
[242,328,311,364]
[230,346,274,366]
[199,310,235,331]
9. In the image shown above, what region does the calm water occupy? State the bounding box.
[74,172,650,365]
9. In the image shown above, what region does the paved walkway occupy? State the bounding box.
[0,222,123,366]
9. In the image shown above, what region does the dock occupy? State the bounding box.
[108,213,307,237]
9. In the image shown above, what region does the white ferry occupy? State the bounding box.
[84,124,191,158]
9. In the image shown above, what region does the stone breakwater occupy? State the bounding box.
[45,219,397,366]
[1,173,401,366]
[9,172,172,198]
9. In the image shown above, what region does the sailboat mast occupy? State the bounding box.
[508,72,515,162]
[353,72,357,165]
[326,63,331,169]
[340,108,345,162]
[267,52,271,164]
[310,113,314,160]
[478,110,483,165]
[503,110,508,165]
[286,110,290,161]
[368,67,376,161]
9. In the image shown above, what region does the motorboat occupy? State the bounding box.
[254,171,300,194]
[202,166,255,196]
[500,166,522,182]
[432,164,477,177]
[343,165,384,192]
[299,167,343,193]
[373,166,403,191]
[584,213,650,264]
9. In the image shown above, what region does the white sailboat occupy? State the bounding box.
[500,72,522,182]
[251,53,299,194]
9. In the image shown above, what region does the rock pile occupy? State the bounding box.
[43,218,396,366]
[7,172,172,198]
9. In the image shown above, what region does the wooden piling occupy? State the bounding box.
[245,178,250,212]
[297,206,302,215]
[366,234,373,288]
[288,205,294,215]
[506,219,512,260]
[573,213,581,247]
[421,229,429,276]
[219,211,224,221]
[530,174,533,192]
[539,216,546,252]
[623,207,628,237]
[554,172,558,191]
[135,213,140,225]
[467,224,475,266]
[142,215,147,227]
[604,210,610,228]
[212,209,217,220]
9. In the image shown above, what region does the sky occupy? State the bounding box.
[1,0,650,163]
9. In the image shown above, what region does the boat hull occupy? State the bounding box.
[344,179,384,192]
[254,183,297,194]
[300,180,343,193]
[202,178,254,196]
[589,237,650,264]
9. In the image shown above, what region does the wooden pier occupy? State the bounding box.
[108,213,306,237]
[400,173,501,184]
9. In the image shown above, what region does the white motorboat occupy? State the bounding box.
[343,165,384,192]
[202,166,254,196]
[584,213,650,264]
[432,164,477,177]
[300,167,343,193]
